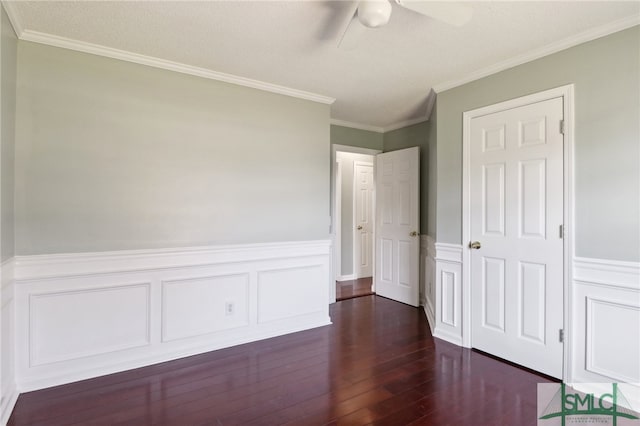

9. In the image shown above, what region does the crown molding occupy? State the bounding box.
[330,119,384,133]
[334,89,436,133]
[382,116,429,133]
[433,15,640,93]
[2,1,23,37]
[17,29,336,105]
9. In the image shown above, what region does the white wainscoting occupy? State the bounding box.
[1,258,18,426]
[13,240,332,392]
[571,257,639,387]
[432,242,463,345]
[420,235,436,333]
[428,242,639,389]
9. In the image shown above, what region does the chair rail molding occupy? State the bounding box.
[12,240,332,392]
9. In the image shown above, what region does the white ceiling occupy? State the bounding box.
[5,1,640,131]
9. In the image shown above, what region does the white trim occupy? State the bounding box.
[332,89,436,133]
[461,85,575,382]
[14,240,332,392]
[425,89,437,121]
[434,242,463,264]
[1,257,15,307]
[0,258,17,423]
[17,29,335,105]
[1,257,14,289]
[332,144,381,157]
[433,328,463,346]
[13,240,332,281]
[423,304,434,334]
[433,16,639,93]
[1,1,23,38]
[336,274,357,282]
[331,119,384,133]
[421,234,436,333]
[432,242,463,345]
[331,145,382,303]
[574,257,639,290]
[382,117,429,133]
[0,381,18,426]
[334,158,343,290]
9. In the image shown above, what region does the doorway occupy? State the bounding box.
[462,85,574,380]
[331,145,381,303]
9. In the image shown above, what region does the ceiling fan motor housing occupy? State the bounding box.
[357,0,393,28]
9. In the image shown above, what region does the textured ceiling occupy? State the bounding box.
[6,1,640,130]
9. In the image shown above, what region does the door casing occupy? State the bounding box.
[330,144,381,303]
[461,85,575,382]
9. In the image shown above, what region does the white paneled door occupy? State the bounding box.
[375,147,420,307]
[354,162,374,278]
[470,97,564,378]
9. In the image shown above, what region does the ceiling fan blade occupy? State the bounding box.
[395,0,472,27]
[337,2,367,49]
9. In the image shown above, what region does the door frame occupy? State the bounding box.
[461,85,575,381]
[331,144,382,303]
[353,160,375,280]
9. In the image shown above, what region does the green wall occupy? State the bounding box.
[15,42,331,255]
[436,26,639,261]
[0,5,17,262]
[383,121,431,236]
[331,124,383,151]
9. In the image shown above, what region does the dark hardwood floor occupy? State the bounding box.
[336,277,374,301]
[9,295,555,425]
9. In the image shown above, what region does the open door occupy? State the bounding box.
[375,147,420,306]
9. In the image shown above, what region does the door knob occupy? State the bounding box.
[410,231,418,237]
[357,225,363,230]
[469,241,481,249]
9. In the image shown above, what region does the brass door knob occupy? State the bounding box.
[410,231,418,237]
[469,241,481,249]
[357,225,363,230]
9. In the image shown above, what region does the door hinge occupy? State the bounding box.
[560,120,565,135]
[559,329,564,343]
[559,224,564,239]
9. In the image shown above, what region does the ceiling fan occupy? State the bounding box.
[338,0,473,46]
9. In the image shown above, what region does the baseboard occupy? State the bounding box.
[336,274,356,281]
[432,327,463,346]
[423,302,435,334]
[0,380,18,426]
[18,313,331,392]
[13,240,332,392]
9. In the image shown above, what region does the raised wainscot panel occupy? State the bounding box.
[257,265,325,324]
[29,283,150,366]
[162,273,250,342]
[441,270,457,326]
[572,279,640,385]
[586,297,640,383]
